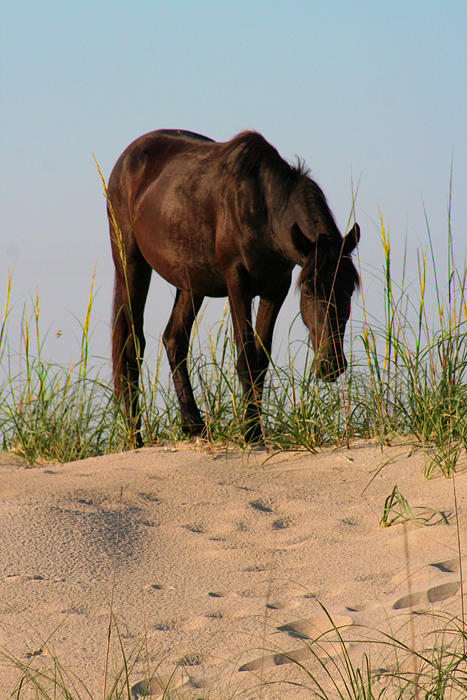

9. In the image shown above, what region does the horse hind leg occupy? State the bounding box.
[162,289,205,436]
[111,238,152,447]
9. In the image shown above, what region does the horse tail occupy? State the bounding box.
[111,271,128,398]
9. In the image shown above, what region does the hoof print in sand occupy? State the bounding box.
[148,583,174,592]
[266,598,300,611]
[208,589,238,598]
[430,558,460,573]
[272,516,294,530]
[131,669,185,698]
[239,640,344,672]
[392,591,426,610]
[184,523,206,534]
[138,492,161,503]
[393,580,460,610]
[278,614,352,639]
[239,650,302,671]
[249,498,274,513]
[178,652,203,666]
[244,564,267,572]
[427,580,460,603]
[154,619,178,631]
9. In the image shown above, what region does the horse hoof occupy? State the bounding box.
[244,426,264,444]
[181,422,206,437]
[123,434,144,451]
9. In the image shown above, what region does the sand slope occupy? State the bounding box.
[0,441,465,698]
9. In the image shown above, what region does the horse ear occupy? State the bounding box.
[342,223,360,255]
[291,223,313,259]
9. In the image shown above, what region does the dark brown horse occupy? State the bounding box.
[108,129,360,445]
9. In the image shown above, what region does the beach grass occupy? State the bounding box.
[1,213,465,465]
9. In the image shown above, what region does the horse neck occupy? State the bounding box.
[300,180,341,241]
[268,182,341,265]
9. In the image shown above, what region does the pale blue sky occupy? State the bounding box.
[1,1,466,365]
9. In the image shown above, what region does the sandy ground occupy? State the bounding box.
[0,440,465,698]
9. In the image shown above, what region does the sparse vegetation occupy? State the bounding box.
[1,210,465,463]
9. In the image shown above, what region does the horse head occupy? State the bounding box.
[295,223,360,381]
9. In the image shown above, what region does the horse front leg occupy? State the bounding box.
[163,289,205,436]
[254,293,288,400]
[225,268,262,442]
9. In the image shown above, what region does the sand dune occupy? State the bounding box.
[0,441,465,698]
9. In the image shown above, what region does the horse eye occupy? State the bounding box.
[303,287,313,299]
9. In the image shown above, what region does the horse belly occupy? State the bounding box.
[133,194,227,296]
[152,253,228,297]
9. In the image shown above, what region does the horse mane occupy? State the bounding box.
[220,131,306,206]
[220,132,342,229]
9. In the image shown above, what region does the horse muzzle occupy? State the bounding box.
[317,356,348,382]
